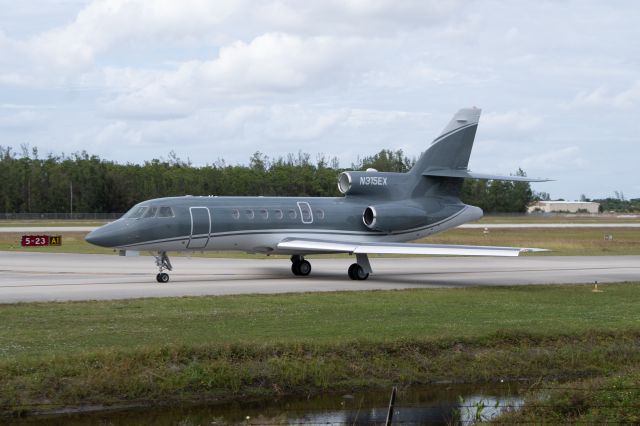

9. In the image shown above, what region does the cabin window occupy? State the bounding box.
[259,208,268,219]
[125,206,147,219]
[157,206,174,218]
[142,206,157,218]
[245,209,255,219]
[231,209,240,220]
[315,209,325,220]
[273,209,283,220]
[287,209,297,219]
[143,207,158,218]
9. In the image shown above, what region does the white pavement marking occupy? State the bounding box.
[1,251,638,303]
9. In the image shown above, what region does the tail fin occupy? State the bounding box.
[409,107,481,198]
[410,107,481,175]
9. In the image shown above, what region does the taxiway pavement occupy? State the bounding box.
[1,251,638,303]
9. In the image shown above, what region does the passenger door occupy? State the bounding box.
[187,207,211,249]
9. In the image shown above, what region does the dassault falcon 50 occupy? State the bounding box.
[86,107,549,283]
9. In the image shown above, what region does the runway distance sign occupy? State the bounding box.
[21,235,62,247]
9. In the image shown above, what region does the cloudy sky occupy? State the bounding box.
[1,0,639,200]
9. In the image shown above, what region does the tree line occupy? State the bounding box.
[0,145,535,214]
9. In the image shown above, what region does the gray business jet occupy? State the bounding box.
[86,108,549,283]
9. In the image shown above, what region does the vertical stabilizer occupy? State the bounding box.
[410,107,481,175]
[408,107,481,198]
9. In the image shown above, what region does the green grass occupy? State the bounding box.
[1,284,640,416]
[0,220,110,227]
[2,284,639,361]
[477,214,640,224]
[493,368,640,423]
[420,227,640,256]
[0,232,113,254]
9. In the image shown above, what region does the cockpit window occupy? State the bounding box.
[143,207,158,218]
[157,206,174,218]
[124,206,148,219]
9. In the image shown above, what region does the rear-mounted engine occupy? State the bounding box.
[362,204,428,232]
[337,171,399,196]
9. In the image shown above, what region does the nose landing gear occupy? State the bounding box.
[154,251,173,283]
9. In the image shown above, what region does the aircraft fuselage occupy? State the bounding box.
[86,195,481,254]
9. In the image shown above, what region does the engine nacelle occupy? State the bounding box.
[337,171,397,196]
[362,204,428,232]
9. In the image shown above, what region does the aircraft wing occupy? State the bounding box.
[276,238,546,256]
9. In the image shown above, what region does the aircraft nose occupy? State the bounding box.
[85,227,109,247]
[85,222,124,248]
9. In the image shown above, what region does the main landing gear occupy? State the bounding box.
[348,263,369,280]
[348,253,372,281]
[291,255,311,276]
[289,253,372,280]
[154,251,173,283]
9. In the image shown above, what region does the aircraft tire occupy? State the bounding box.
[291,262,301,276]
[348,263,369,281]
[357,268,369,280]
[298,260,311,276]
[348,263,358,280]
[157,272,170,283]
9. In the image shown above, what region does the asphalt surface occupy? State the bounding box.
[1,251,638,303]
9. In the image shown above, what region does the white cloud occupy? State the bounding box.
[481,111,543,138]
[28,0,242,70]
[567,81,640,109]
[264,105,349,140]
[254,0,464,36]
[0,109,44,130]
[520,146,589,171]
[97,33,362,119]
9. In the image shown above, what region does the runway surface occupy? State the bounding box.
[1,251,638,303]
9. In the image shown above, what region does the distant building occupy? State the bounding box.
[527,201,600,214]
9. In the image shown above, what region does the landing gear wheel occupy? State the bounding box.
[297,260,311,276]
[153,251,173,283]
[290,255,311,277]
[348,263,369,281]
[348,263,358,280]
[292,262,301,275]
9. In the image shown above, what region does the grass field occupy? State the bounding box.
[1,225,639,256]
[2,283,639,360]
[496,369,640,424]
[0,220,109,227]
[478,214,640,224]
[419,227,640,256]
[1,284,640,416]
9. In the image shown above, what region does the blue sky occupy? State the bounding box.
[1,0,639,200]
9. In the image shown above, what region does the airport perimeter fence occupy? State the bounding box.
[0,213,123,220]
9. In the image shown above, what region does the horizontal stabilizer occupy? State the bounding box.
[277,238,547,256]
[423,168,552,182]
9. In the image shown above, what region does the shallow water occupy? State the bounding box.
[12,383,524,425]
